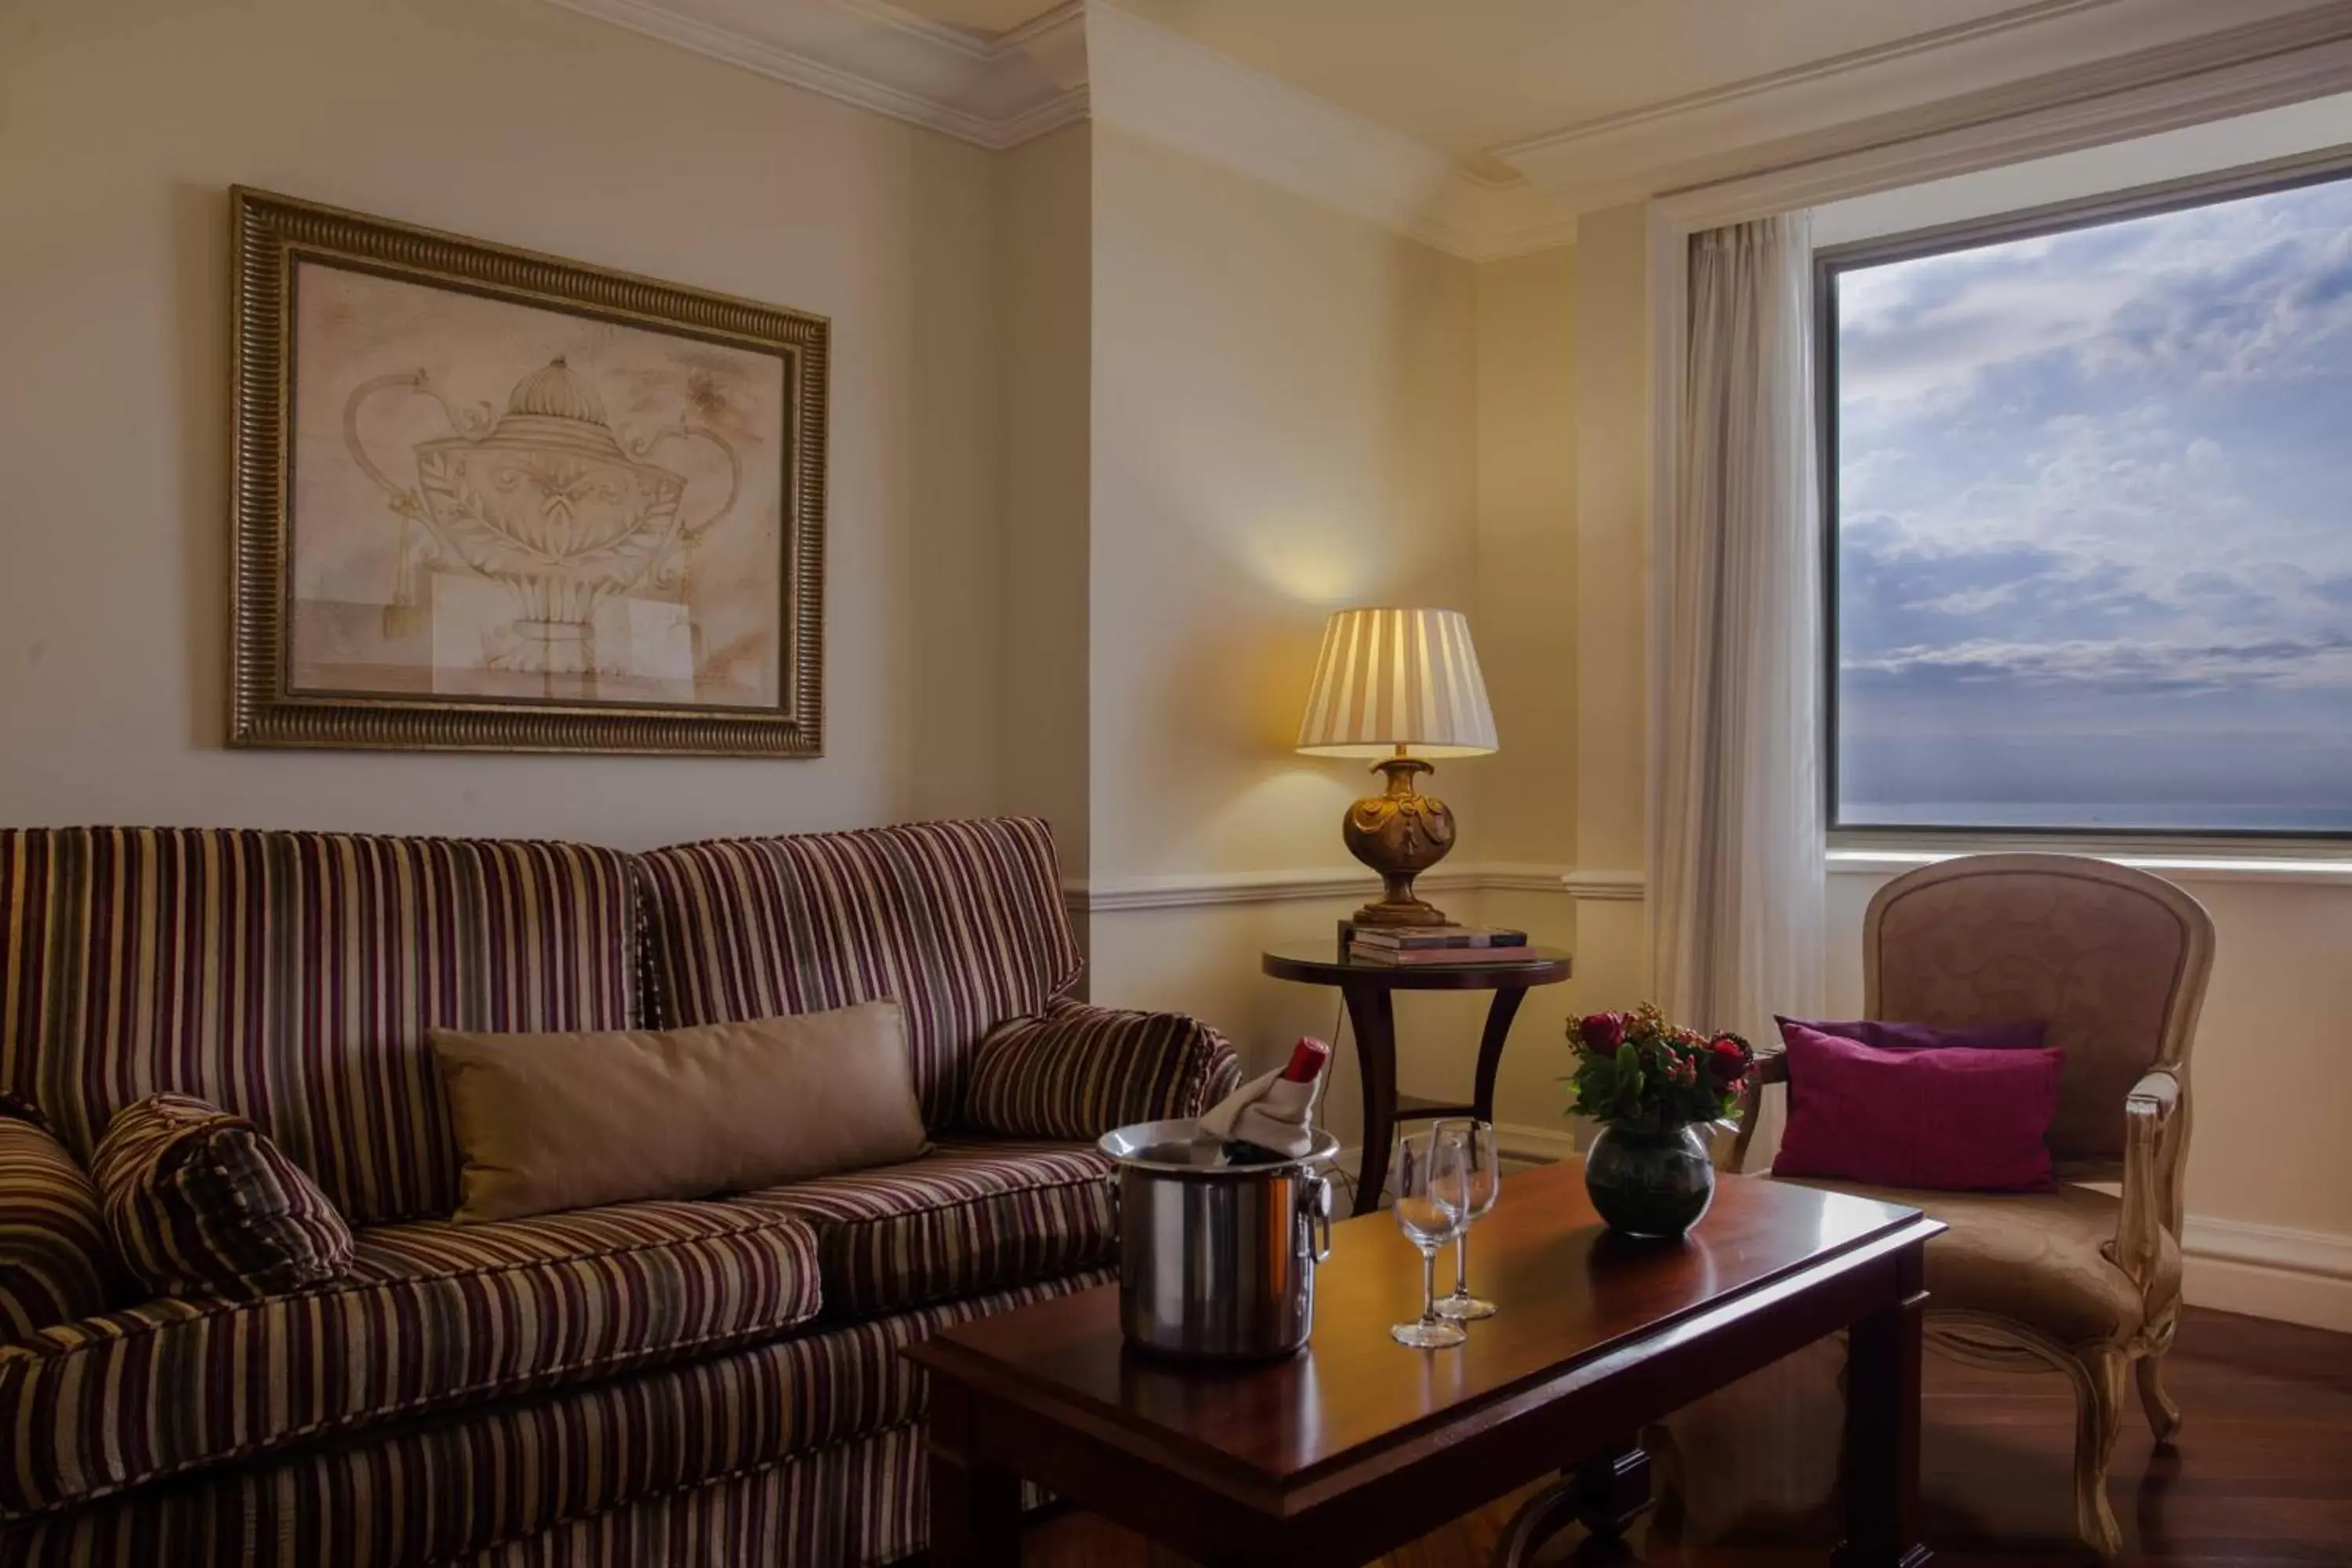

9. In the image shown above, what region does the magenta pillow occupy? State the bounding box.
[1772,1023,2062,1192]
[1777,1015,2045,1051]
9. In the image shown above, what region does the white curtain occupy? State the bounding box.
[1650,212,1826,1101]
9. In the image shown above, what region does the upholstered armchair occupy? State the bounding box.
[1728,853,2214,1558]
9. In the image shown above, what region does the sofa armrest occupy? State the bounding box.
[2114,1068,2182,1294]
[962,1000,1245,1142]
[0,1102,124,1341]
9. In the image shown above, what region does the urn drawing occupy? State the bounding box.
[344,355,739,679]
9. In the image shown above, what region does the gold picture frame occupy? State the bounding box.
[230,187,827,756]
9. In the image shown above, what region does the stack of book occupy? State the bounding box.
[1348,927,1537,964]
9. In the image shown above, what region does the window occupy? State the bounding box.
[1824,167,2352,836]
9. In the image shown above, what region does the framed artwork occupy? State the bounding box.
[229,187,827,755]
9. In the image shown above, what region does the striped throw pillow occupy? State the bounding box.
[92,1094,354,1299]
[964,1000,1243,1141]
[0,1097,122,1338]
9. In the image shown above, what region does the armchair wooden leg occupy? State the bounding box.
[2136,1348,2183,1445]
[2071,1348,2128,1560]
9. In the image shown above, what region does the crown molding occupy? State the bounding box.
[542,0,2352,255]
[1657,12,2352,228]
[545,0,1088,151]
[546,0,1571,257]
[1083,3,1573,260]
[1501,0,2352,214]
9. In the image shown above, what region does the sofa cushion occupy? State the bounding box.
[0,829,641,1225]
[1776,1177,2174,1346]
[0,1105,121,1341]
[637,818,1083,1127]
[735,1139,1115,1316]
[0,1200,821,1519]
[0,1269,1110,1568]
[433,1002,928,1222]
[92,1094,354,1299]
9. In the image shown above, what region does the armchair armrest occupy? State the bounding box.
[2114,1068,2183,1294]
[962,1000,1245,1141]
[1721,1051,1786,1174]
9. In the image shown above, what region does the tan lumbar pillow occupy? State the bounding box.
[431,1000,928,1223]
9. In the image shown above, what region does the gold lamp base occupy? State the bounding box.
[1341,749,1458,927]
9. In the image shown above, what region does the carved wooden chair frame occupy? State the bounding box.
[1727,852,2214,1558]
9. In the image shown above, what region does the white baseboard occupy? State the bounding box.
[2180,1215,2352,1334]
[1495,1120,1581,1166]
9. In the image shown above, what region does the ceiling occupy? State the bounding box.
[887,0,1065,35]
[1100,0,2053,170]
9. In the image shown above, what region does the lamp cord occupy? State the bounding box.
[1312,996,1359,1210]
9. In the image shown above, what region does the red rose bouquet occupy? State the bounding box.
[1566,1004,1751,1132]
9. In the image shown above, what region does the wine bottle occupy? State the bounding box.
[1221,1036,1330,1164]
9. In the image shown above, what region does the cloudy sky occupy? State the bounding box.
[1835,173,2352,832]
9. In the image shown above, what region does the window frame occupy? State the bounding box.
[1817,147,2352,850]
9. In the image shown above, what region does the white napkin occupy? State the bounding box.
[1198,1067,1320,1159]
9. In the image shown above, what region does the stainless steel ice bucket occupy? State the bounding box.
[1096,1117,1339,1362]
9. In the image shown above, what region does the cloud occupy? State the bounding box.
[1843,631,2352,691]
[1834,174,2352,821]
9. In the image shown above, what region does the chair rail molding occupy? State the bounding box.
[1062,864,1648,913]
[1827,848,2352,891]
[1561,869,1646,902]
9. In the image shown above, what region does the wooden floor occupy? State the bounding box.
[1019,1307,2352,1566]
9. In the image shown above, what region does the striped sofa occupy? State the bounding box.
[0,818,1240,1566]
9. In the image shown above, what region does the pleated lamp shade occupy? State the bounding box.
[1295,608,1498,759]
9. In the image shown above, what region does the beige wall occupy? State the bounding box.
[1085,125,1483,887]
[1550,204,1657,1060]
[995,125,1094,877]
[1467,249,1584,1134]
[1473,249,1579,869]
[0,0,1004,846]
[1082,125,1494,1145]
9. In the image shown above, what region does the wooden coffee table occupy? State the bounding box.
[909,1160,1941,1568]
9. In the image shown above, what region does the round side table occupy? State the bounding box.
[1262,942,1571,1215]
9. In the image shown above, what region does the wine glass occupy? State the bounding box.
[1389,1127,1471,1348]
[1432,1119,1500,1321]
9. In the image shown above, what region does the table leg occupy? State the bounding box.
[1491,1441,1650,1565]
[927,1383,1020,1568]
[1834,1258,1932,1568]
[1471,986,1530,1125]
[1342,982,1399,1216]
[1571,1443,1653,1537]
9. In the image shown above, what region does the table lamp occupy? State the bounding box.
[1295,607,1497,928]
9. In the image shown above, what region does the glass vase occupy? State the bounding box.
[1582,1122,1715,1239]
